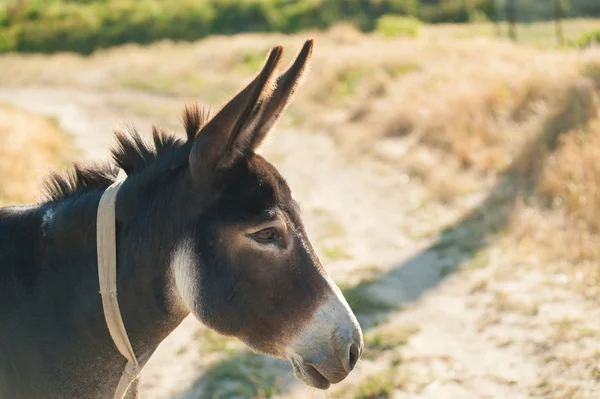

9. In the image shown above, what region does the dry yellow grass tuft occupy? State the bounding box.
[541,118,600,233]
[0,105,72,206]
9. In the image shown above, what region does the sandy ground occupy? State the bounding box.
[2,87,598,399]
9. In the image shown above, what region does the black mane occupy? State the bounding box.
[42,103,210,202]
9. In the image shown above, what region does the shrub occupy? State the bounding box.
[420,0,494,23]
[0,28,16,52]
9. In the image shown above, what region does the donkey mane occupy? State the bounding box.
[42,104,211,202]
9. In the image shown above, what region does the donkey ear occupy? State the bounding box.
[188,46,283,186]
[247,39,314,150]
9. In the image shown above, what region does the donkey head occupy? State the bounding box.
[171,40,362,389]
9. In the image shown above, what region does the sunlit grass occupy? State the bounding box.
[0,104,72,206]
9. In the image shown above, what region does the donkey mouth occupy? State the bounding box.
[290,360,332,390]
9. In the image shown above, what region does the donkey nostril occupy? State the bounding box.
[348,343,360,371]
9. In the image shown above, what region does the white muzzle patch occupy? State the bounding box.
[286,276,362,369]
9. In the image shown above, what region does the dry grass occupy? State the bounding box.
[0,24,593,170]
[506,113,600,292]
[540,118,600,233]
[0,104,72,206]
[321,39,586,170]
[501,50,600,271]
[0,22,594,177]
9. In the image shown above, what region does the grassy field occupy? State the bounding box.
[0,104,72,206]
[1,18,600,398]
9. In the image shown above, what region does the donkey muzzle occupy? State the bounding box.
[287,286,364,389]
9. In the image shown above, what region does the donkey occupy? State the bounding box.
[0,40,363,399]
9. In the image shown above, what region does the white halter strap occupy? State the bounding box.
[97,170,140,399]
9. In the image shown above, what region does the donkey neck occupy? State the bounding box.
[16,171,189,396]
[104,170,192,355]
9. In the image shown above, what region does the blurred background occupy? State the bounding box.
[1,1,599,398]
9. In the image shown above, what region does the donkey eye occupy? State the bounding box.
[252,227,280,243]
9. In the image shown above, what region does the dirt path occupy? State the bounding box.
[3,87,598,398]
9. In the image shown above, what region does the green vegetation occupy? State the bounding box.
[355,370,396,399]
[0,0,498,54]
[365,324,420,351]
[574,28,600,48]
[200,351,286,398]
[322,244,354,260]
[375,14,421,38]
[194,328,240,354]
[1,0,598,54]
[341,280,398,314]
